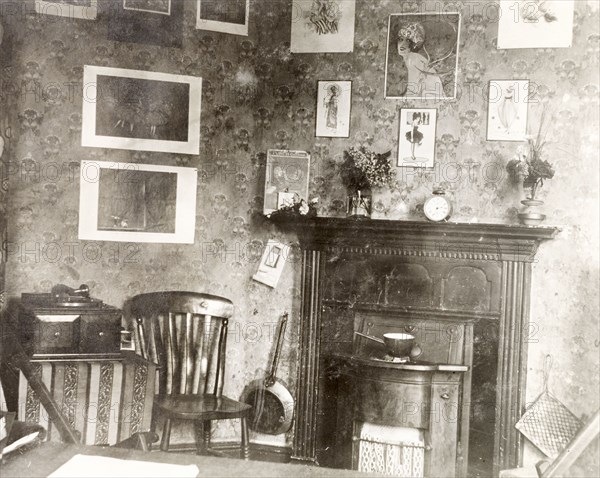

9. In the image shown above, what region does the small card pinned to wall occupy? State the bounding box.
[253,240,290,288]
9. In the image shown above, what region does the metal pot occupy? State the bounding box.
[240,313,294,435]
[355,331,419,358]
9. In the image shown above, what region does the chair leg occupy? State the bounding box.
[160,419,172,452]
[203,420,211,450]
[241,416,250,460]
[194,421,205,455]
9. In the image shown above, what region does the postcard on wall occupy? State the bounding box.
[384,12,461,100]
[35,0,97,20]
[497,0,574,49]
[81,66,202,155]
[290,0,356,53]
[253,240,291,288]
[108,0,184,48]
[486,80,529,141]
[263,149,311,215]
[315,80,351,138]
[196,0,249,36]
[78,161,197,244]
[397,108,437,168]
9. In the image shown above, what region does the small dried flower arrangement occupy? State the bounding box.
[506,111,555,200]
[266,194,318,220]
[341,146,396,192]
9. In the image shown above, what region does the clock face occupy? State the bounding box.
[424,196,451,221]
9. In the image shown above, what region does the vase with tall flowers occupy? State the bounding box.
[506,111,555,225]
[341,147,396,217]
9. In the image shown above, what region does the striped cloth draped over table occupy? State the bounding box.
[17,356,156,445]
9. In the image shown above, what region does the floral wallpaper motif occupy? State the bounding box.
[1,0,598,458]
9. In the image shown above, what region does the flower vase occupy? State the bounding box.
[518,182,546,225]
[347,190,371,217]
[370,188,388,219]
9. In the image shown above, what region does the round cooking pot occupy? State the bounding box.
[355,331,419,358]
[382,332,415,357]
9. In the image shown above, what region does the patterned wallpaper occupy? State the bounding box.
[1,0,598,459]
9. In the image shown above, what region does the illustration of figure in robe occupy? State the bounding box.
[497,85,519,133]
[324,84,339,129]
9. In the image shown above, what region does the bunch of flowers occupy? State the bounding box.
[267,194,318,219]
[341,147,395,192]
[506,113,555,200]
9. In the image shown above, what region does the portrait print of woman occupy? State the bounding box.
[385,13,460,100]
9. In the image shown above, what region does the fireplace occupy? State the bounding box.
[271,217,558,477]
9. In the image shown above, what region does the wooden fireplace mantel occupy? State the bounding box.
[271,216,559,261]
[275,216,559,476]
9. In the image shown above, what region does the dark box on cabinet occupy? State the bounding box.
[19,293,122,358]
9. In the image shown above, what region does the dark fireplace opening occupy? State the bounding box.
[313,252,502,477]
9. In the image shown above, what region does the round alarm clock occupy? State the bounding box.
[423,189,452,222]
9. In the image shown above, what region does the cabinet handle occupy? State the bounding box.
[200,301,208,308]
[440,392,450,400]
[54,331,61,337]
[405,325,415,333]
[98,331,105,337]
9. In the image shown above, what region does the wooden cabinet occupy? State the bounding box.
[17,353,156,445]
[19,296,122,358]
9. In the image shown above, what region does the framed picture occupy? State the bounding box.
[397,108,437,168]
[35,0,98,20]
[497,0,574,49]
[78,161,197,244]
[486,80,529,141]
[81,66,202,155]
[315,80,351,138]
[196,0,249,36]
[253,240,291,288]
[123,0,171,14]
[108,0,184,48]
[263,149,311,215]
[385,12,461,100]
[290,0,356,53]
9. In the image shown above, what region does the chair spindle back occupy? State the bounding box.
[131,292,233,397]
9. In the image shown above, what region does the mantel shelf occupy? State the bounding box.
[269,216,560,262]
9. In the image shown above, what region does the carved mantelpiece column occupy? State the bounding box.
[279,217,558,476]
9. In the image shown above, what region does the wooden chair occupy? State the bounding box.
[130,291,251,459]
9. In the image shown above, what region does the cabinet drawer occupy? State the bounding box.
[34,315,80,353]
[80,317,121,354]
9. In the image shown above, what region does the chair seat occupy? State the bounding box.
[155,394,252,421]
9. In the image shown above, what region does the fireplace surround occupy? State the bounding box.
[272,217,558,477]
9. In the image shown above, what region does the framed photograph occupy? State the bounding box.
[78,161,197,244]
[497,0,574,49]
[315,80,351,138]
[486,80,529,141]
[263,149,311,215]
[290,0,356,53]
[35,0,98,20]
[108,0,184,48]
[81,66,202,155]
[385,12,461,100]
[253,240,291,288]
[397,108,437,168]
[196,0,249,36]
